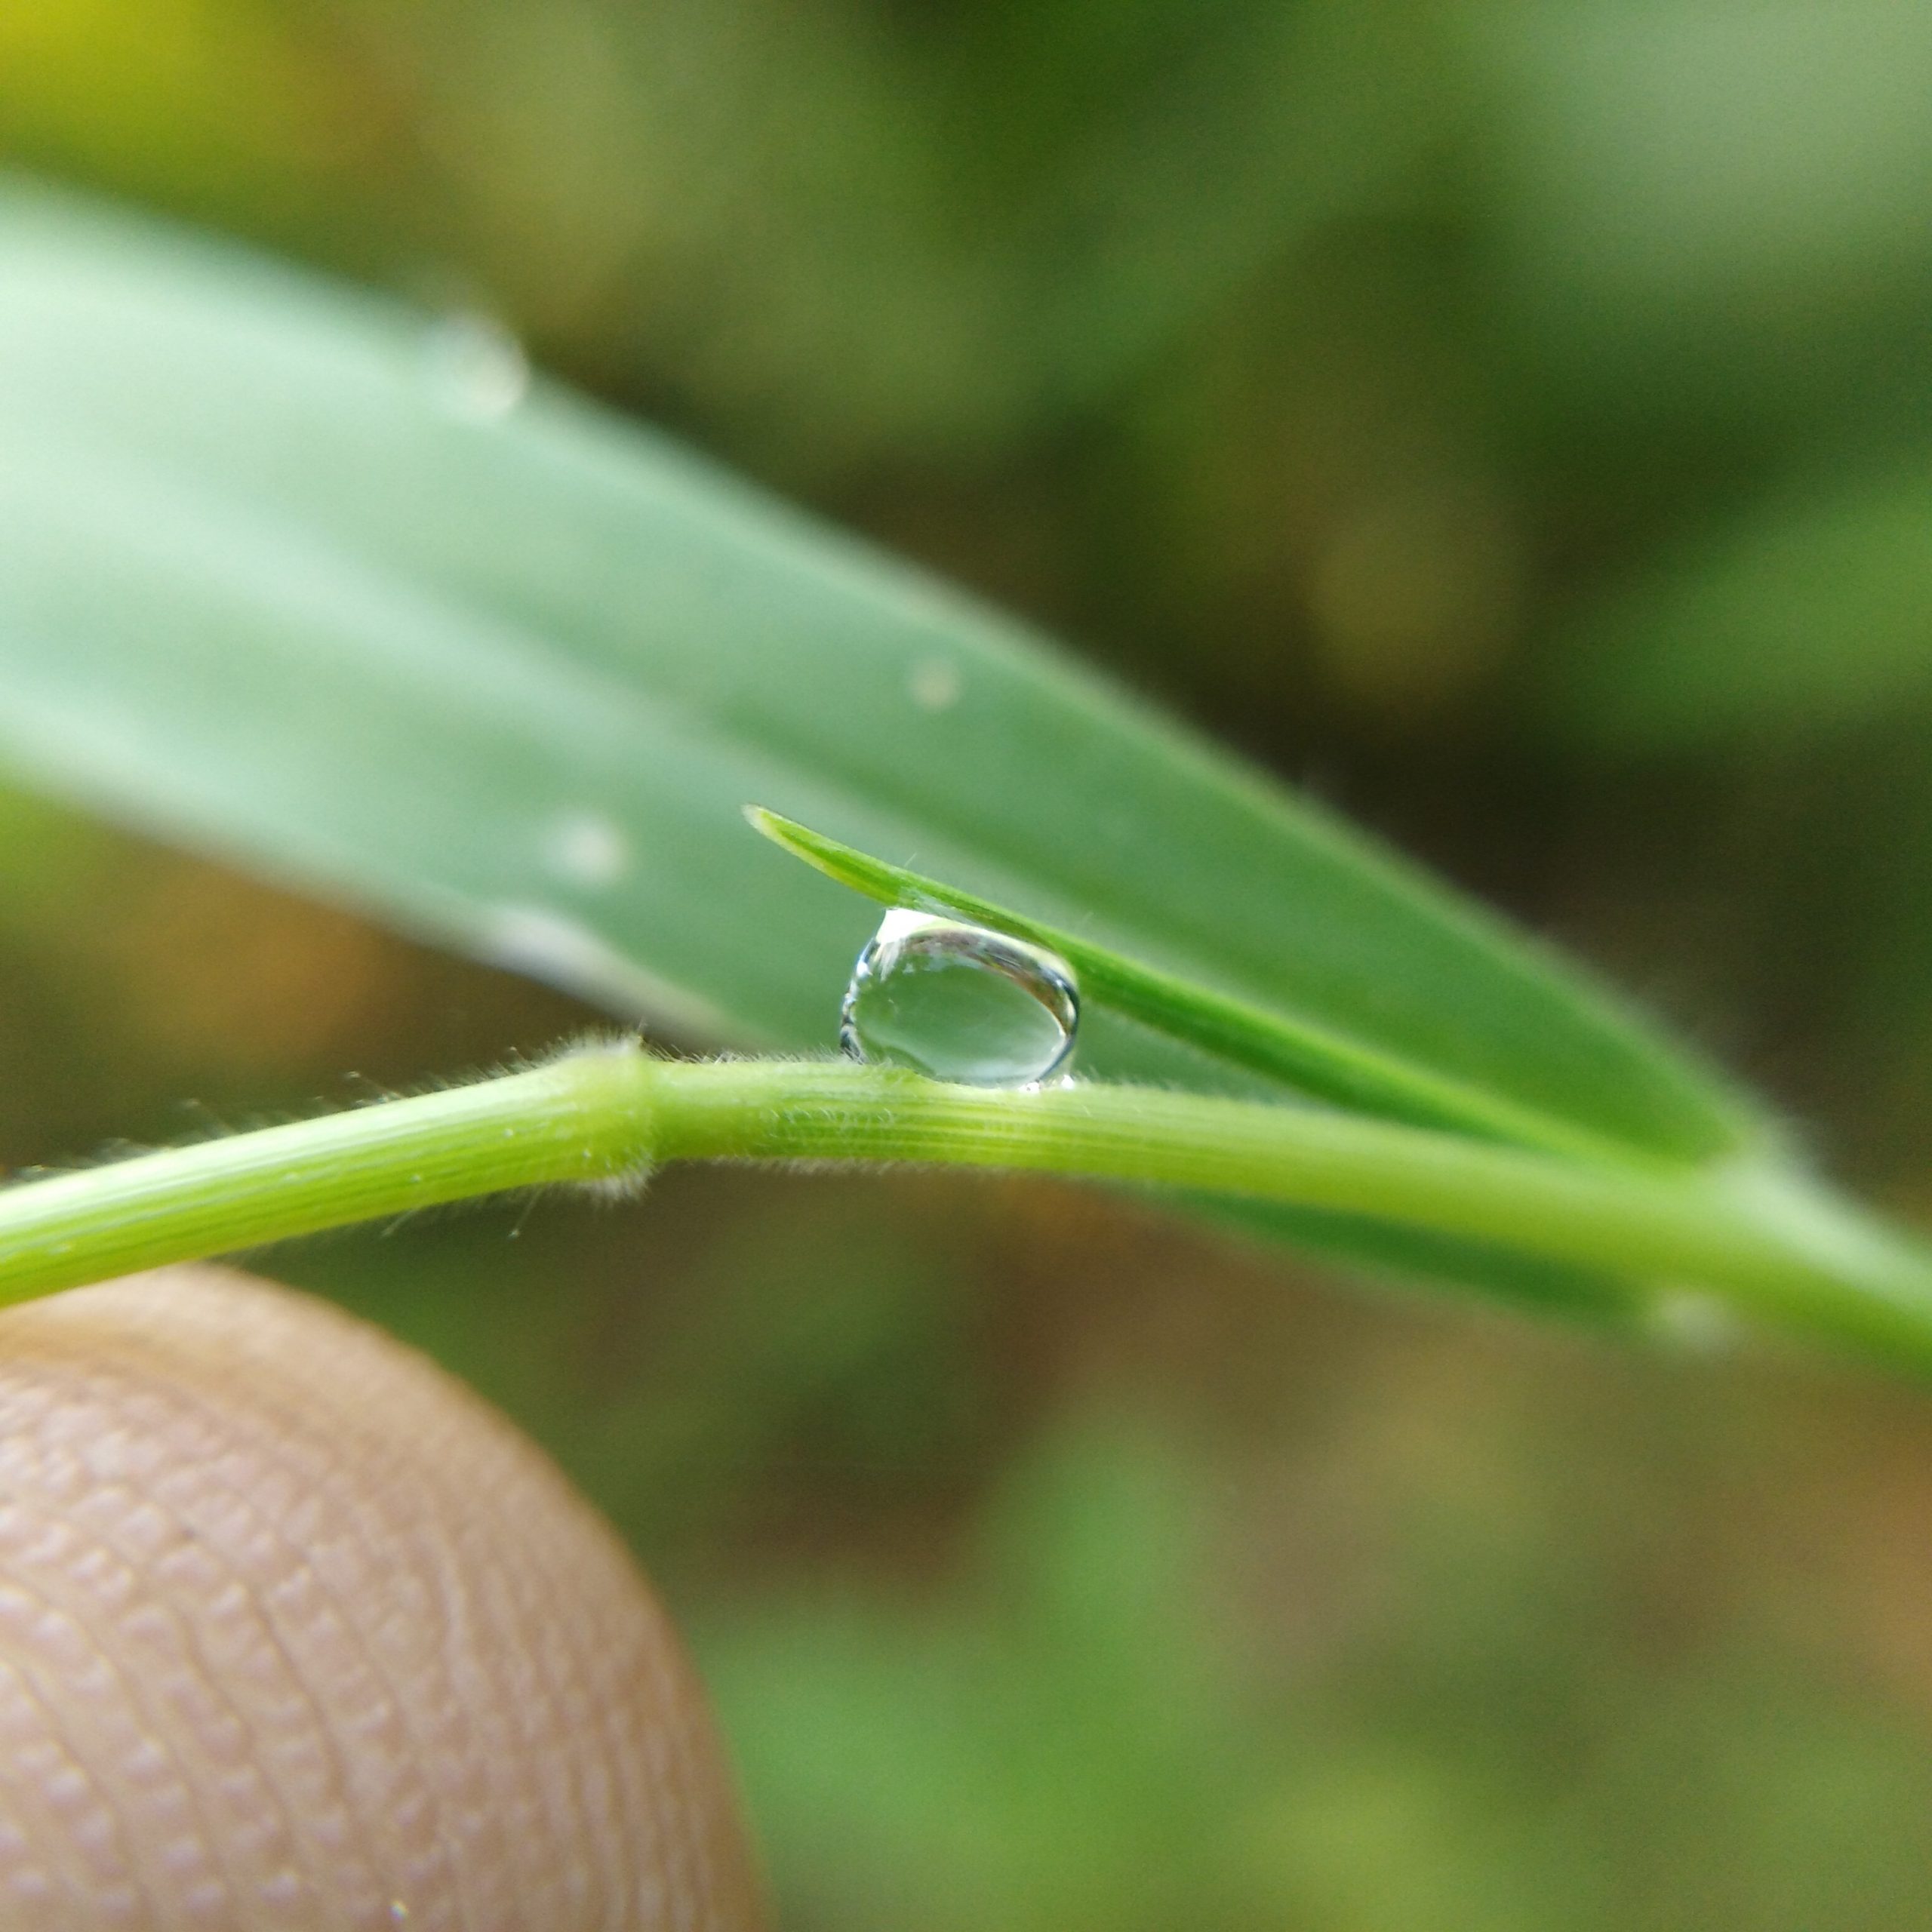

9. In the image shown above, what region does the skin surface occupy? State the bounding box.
[0,1266,767,1930]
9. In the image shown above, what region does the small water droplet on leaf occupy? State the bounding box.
[841,909,1078,1087]
[908,658,962,711]
[424,313,529,420]
[543,810,629,887]
[1647,1287,1738,1355]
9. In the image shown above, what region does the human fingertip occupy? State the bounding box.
[0,1265,766,1930]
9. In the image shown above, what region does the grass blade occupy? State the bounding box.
[750,808,1659,1167]
[0,181,1780,1314]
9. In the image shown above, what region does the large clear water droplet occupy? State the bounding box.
[841,909,1078,1086]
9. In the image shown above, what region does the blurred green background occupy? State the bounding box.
[6,2,1932,1924]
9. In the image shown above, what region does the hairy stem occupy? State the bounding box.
[0,1048,655,1303]
[1,1041,1928,1372]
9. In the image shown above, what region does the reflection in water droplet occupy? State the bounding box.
[425,313,530,420]
[841,909,1078,1087]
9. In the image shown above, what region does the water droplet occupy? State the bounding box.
[424,312,529,420]
[1647,1286,1738,1355]
[841,909,1078,1087]
[908,658,962,712]
[543,810,629,887]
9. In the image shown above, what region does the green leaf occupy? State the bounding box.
[752,809,1651,1167]
[746,809,1696,1318]
[0,180,1769,1306]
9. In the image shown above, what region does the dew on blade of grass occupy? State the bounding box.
[907,658,962,711]
[424,312,529,420]
[1647,1286,1739,1355]
[840,909,1078,1087]
[543,809,629,888]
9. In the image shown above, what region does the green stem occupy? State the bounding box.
[0,1047,656,1303]
[1,1041,1929,1372]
